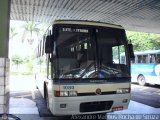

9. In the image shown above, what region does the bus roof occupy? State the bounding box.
[52,20,124,30]
[120,50,160,57]
[134,50,160,55]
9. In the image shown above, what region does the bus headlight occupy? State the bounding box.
[60,91,69,96]
[69,91,77,96]
[55,91,77,97]
[116,88,130,94]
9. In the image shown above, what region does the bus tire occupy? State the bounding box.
[44,84,49,110]
[138,75,146,86]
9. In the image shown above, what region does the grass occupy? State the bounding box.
[11,71,33,75]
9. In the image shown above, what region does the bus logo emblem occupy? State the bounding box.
[95,88,101,95]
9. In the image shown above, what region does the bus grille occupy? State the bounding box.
[80,101,113,112]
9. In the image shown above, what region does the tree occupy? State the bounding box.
[21,21,49,55]
[10,27,18,39]
[22,22,40,45]
[126,31,160,51]
[12,55,24,69]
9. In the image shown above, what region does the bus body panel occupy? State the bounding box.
[52,94,130,115]
[50,82,130,115]
[57,82,130,93]
[131,62,160,85]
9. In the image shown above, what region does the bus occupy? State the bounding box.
[34,20,134,116]
[122,50,160,86]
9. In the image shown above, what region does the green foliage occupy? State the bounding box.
[26,62,33,71]
[12,55,24,65]
[10,27,18,39]
[126,31,160,51]
[11,55,34,75]
[23,56,30,63]
[22,22,40,45]
[11,71,33,75]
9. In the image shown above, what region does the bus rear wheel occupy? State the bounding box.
[138,75,146,86]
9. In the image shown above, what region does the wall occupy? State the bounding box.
[0,0,10,113]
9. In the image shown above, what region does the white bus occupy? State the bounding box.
[34,20,134,116]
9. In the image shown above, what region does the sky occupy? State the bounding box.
[9,20,48,58]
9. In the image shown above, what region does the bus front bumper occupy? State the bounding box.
[51,93,130,116]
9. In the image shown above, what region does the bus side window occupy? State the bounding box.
[137,55,142,63]
[112,45,125,64]
[142,55,148,63]
[150,54,156,63]
[47,54,51,79]
[121,56,125,64]
[156,54,160,63]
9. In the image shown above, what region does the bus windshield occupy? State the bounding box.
[53,25,129,79]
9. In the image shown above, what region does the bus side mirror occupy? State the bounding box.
[45,35,52,53]
[128,43,135,59]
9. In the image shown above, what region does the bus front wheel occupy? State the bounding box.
[44,84,49,110]
[138,75,146,86]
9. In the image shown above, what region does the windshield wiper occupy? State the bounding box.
[80,62,95,78]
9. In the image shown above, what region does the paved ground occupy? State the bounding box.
[131,83,160,108]
[8,75,160,120]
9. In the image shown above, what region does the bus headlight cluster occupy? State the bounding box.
[60,91,69,96]
[116,88,130,94]
[60,91,77,96]
[55,91,77,97]
[69,91,77,96]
